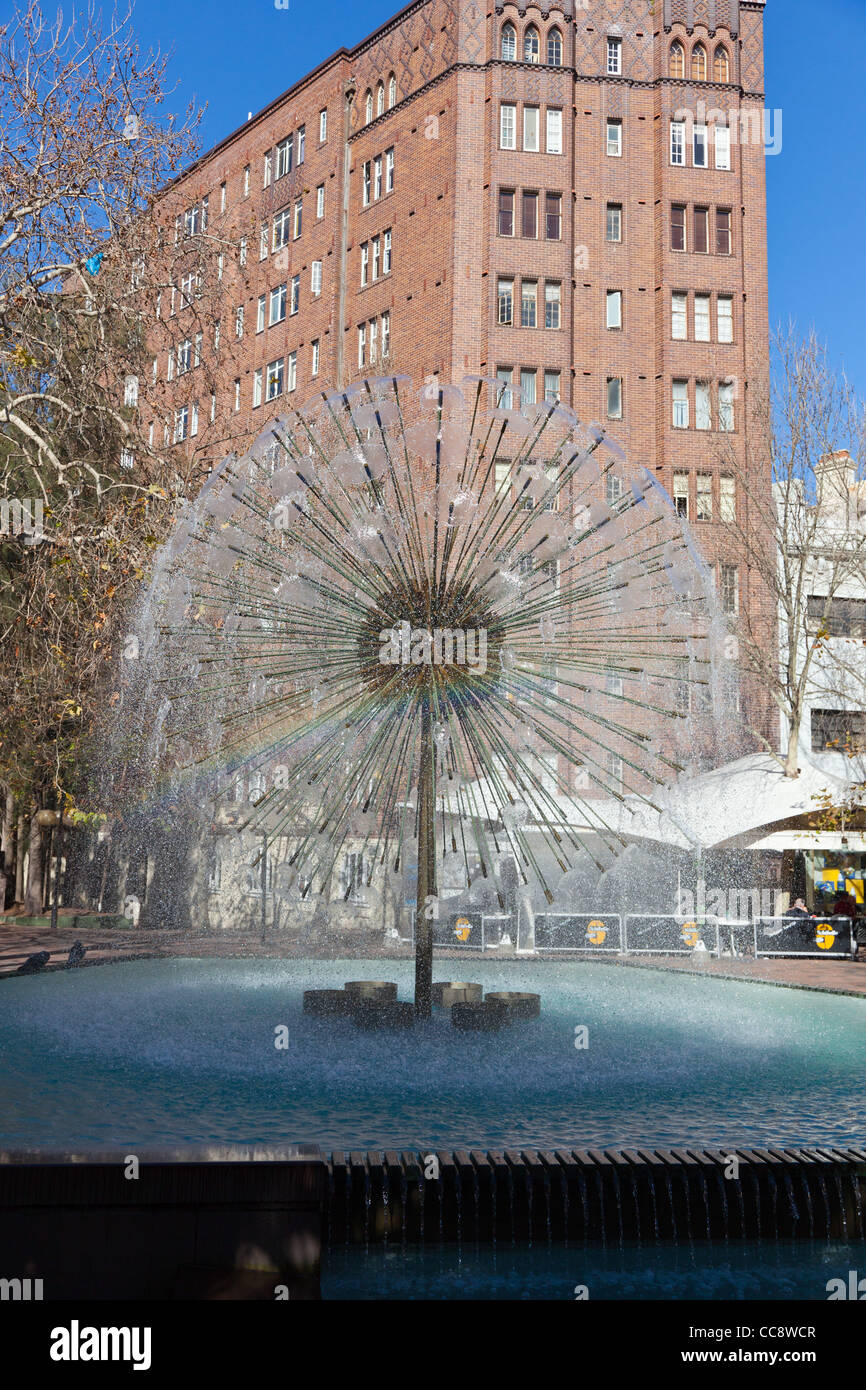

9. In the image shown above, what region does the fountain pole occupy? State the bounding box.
[414,699,436,1019]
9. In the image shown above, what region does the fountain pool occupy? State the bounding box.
[1,958,864,1152]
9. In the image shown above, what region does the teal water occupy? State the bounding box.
[0,957,863,1150]
[322,1239,866,1300]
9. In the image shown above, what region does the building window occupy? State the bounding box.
[311,260,322,296]
[290,274,300,315]
[372,235,380,280]
[672,381,689,430]
[544,370,560,401]
[364,89,373,123]
[316,184,325,218]
[606,202,622,242]
[377,81,385,117]
[383,228,392,274]
[524,25,540,63]
[544,281,561,329]
[319,108,328,142]
[607,37,622,75]
[670,41,685,79]
[220,181,226,214]
[547,29,562,66]
[693,123,708,168]
[696,473,712,520]
[719,380,735,432]
[716,208,732,255]
[239,236,248,266]
[673,471,689,516]
[385,148,394,192]
[312,339,320,377]
[263,150,272,188]
[717,295,733,343]
[522,190,538,238]
[273,207,290,250]
[523,106,540,152]
[496,367,514,410]
[210,392,216,423]
[694,206,709,254]
[257,294,266,332]
[243,165,250,197]
[177,339,191,374]
[287,350,297,392]
[607,377,622,419]
[260,223,269,259]
[276,135,292,179]
[293,198,303,239]
[123,374,138,407]
[714,46,730,84]
[358,324,366,368]
[173,405,189,442]
[360,242,369,286]
[606,119,622,156]
[720,475,736,522]
[381,311,390,357]
[692,43,707,81]
[606,289,622,329]
[369,317,378,363]
[269,283,286,325]
[266,358,284,401]
[811,710,866,753]
[671,204,686,251]
[374,155,383,200]
[362,161,371,206]
[252,370,262,407]
[696,381,712,431]
[500,103,516,148]
[670,120,685,165]
[235,305,245,338]
[521,279,538,328]
[715,124,731,170]
[498,188,515,235]
[501,22,516,61]
[546,108,562,154]
[720,564,738,615]
[694,294,711,342]
[497,279,511,328]
[520,368,537,407]
[672,292,688,340]
[235,378,242,411]
[545,192,562,240]
[388,74,397,108]
[807,596,866,638]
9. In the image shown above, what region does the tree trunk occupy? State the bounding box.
[784,716,801,777]
[24,815,44,916]
[14,814,26,904]
[0,789,13,912]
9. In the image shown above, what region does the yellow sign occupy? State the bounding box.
[814,922,837,951]
[586,919,607,946]
[680,921,701,948]
[453,916,471,943]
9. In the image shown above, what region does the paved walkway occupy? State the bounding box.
[2,912,865,998]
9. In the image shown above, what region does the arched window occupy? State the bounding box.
[524,25,540,63]
[669,41,684,79]
[364,89,372,123]
[713,45,730,83]
[376,81,385,116]
[547,27,563,66]
[501,22,516,61]
[388,72,397,108]
[691,43,707,81]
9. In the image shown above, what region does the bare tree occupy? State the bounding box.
[0,2,253,905]
[715,327,866,777]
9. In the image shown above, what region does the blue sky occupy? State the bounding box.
[128,0,866,397]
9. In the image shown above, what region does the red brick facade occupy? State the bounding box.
[157,0,773,740]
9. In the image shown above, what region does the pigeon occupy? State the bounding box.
[66,941,86,969]
[16,951,50,975]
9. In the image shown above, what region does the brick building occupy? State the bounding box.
[156,0,774,740]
